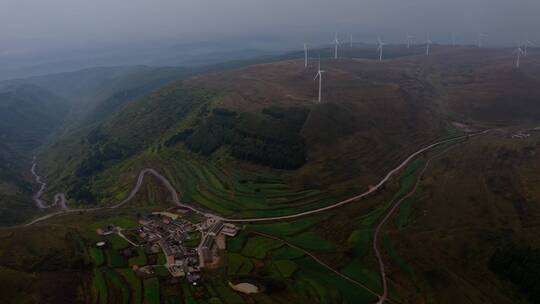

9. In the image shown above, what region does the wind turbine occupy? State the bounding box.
[513,47,525,68]
[406,33,415,49]
[523,39,534,56]
[314,56,325,103]
[304,43,308,68]
[333,34,341,59]
[350,34,353,48]
[425,33,433,56]
[477,33,488,48]
[377,37,385,61]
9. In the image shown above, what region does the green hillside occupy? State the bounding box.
[3,47,540,303]
[0,84,70,225]
[0,84,70,154]
[39,47,540,209]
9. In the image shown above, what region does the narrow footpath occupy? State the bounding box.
[373,144,460,304]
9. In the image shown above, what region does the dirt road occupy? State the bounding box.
[227,130,490,223]
[24,168,216,227]
[25,131,490,227]
[372,144,459,304]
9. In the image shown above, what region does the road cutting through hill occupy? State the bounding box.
[24,130,490,227]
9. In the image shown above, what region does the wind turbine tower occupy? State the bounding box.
[425,33,433,56]
[350,34,353,48]
[524,39,534,56]
[477,33,488,48]
[377,37,385,61]
[513,47,525,68]
[334,34,341,59]
[314,57,325,103]
[304,43,308,68]
[406,33,415,49]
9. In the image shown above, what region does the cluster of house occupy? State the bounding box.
[198,217,239,267]
[134,209,239,282]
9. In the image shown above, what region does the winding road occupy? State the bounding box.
[227,129,491,223]
[25,130,491,228]
[373,144,460,304]
[24,129,495,303]
[24,168,218,227]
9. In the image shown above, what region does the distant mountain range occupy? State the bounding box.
[0,40,289,81]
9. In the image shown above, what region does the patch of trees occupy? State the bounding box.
[70,127,132,202]
[164,128,194,147]
[69,84,213,203]
[230,136,305,169]
[67,179,95,203]
[489,243,540,302]
[183,106,309,169]
[76,141,130,178]
[212,107,237,116]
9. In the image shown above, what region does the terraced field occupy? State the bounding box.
[224,229,378,303]
[148,147,338,218]
[68,136,442,303]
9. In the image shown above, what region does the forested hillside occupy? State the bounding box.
[0,84,70,224]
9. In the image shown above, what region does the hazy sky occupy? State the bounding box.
[1,0,539,54]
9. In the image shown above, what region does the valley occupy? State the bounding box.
[1,45,540,304]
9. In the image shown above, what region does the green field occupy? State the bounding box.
[296,257,377,303]
[90,247,105,266]
[245,217,324,237]
[268,260,298,278]
[394,197,414,228]
[347,229,372,258]
[93,269,108,304]
[181,283,198,304]
[143,278,160,304]
[126,147,340,219]
[118,269,143,304]
[107,249,127,268]
[227,253,254,275]
[103,267,131,304]
[284,232,336,252]
[271,246,305,260]
[241,236,283,259]
[128,247,147,266]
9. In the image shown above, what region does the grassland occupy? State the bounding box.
[90,247,105,266]
[118,269,143,304]
[382,132,540,303]
[128,247,147,266]
[92,269,108,304]
[143,278,160,304]
[7,47,540,304]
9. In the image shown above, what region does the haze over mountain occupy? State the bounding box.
[1,0,539,80]
[2,1,540,304]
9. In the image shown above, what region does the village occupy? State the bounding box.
[97,207,239,284]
